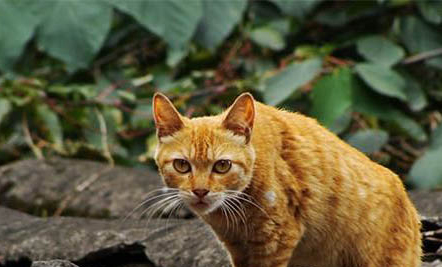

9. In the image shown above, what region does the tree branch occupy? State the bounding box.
[401,48,442,65]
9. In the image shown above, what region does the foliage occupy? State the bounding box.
[0,0,442,189]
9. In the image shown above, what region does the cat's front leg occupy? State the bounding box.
[228,222,303,267]
[245,240,296,267]
[229,242,295,267]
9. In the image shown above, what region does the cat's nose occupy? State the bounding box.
[192,189,209,198]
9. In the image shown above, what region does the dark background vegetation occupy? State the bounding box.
[0,0,441,189]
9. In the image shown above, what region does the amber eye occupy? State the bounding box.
[173,159,191,173]
[213,160,232,174]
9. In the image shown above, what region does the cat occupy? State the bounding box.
[152,92,422,267]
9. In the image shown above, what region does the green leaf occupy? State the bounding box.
[347,129,389,154]
[402,72,428,111]
[356,35,405,67]
[417,0,442,24]
[0,98,12,124]
[167,46,189,67]
[117,91,136,102]
[35,105,63,148]
[244,58,276,76]
[315,9,349,27]
[271,0,322,19]
[84,107,121,152]
[400,16,442,69]
[408,124,442,188]
[400,16,442,52]
[352,81,427,142]
[391,113,428,142]
[314,1,377,27]
[328,111,352,134]
[109,0,202,49]
[36,0,112,72]
[263,58,322,105]
[408,147,442,189]
[0,0,40,71]
[131,104,153,129]
[310,67,353,130]
[267,19,291,36]
[250,27,285,51]
[431,124,442,149]
[355,63,407,100]
[195,0,246,49]
[47,84,98,100]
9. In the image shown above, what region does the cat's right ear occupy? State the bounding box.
[153,93,184,140]
[222,93,255,144]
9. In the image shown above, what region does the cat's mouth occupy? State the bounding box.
[181,193,224,214]
[187,198,222,214]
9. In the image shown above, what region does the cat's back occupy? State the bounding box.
[251,100,406,190]
[250,101,421,267]
[251,101,367,164]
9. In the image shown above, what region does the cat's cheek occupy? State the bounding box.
[162,172,185,189]
[219,166,251,191]
[217,173,242,190]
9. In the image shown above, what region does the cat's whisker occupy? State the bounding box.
[223,202,235,234]
[220,202,233,235]
[225,190,271,219]
[140,194,179,224]
[219,204,229,236]
[224,197,243,234]
[120,188,179,225]
[225,195,248,237]
[142,194,181,237]
[176,191,192,202]
[235,196,270,218]
[226,199,241,234]
[161,198,182,218]
[163,198,183,232]
[223,198,241,234]
[231,197,249,236]
[134,192,181,219]
[121,188,167,221]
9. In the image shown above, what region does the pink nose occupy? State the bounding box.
[192,189,209,198]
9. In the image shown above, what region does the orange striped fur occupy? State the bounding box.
[153,93,421,267]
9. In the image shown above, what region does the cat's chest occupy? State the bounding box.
[288,226,352,267]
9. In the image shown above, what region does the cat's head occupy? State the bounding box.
[153,93,256,215]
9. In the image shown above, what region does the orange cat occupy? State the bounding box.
[153,92,421,267]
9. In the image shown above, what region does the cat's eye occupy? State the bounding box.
[213,160,232,174]
[173,159,191,173]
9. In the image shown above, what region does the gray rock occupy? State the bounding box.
[423,260,442,267]
[409,190,442,217]
[30,260,153,267]
[31,260,80,267]
[0,158,190,219]
[0,207,229,267]
[142,218,229,267]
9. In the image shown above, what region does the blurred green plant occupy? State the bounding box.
[0,0,442,189]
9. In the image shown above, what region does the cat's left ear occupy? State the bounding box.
[153,93,184,139]
[222,93,255,144]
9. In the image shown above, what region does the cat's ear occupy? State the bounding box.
[222,93,255,144]
[153,93,184,139]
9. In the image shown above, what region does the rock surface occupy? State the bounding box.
[0,158,190,219]
[409,190,442,217]
[0,207,228,267]
[31,260,80,267]
[423,260,442,267]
